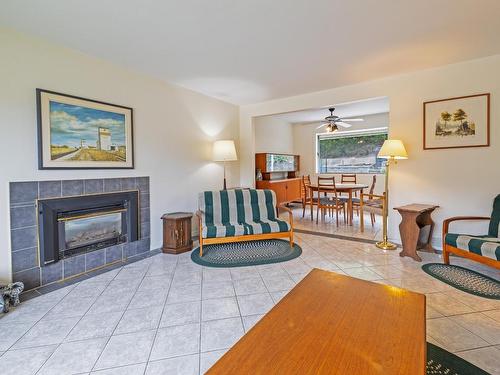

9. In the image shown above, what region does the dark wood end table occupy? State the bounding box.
[394,204,439,261]
[161,212,193,254]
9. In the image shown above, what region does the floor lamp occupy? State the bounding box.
[376,139,408,250]
[213,140,238,190]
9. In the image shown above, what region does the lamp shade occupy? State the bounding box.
[213,140,238,161]
[378,139,408,159]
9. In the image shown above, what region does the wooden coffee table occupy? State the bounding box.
[207,269,426,374]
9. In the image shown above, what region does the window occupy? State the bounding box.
[316,128,388,174]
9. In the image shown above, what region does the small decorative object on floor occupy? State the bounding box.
[161,212,193,254]
[0,281,24,313]
[426,342,489,374]
[191,239,302,267]
[422,263,500,299]
[394,203,439,261]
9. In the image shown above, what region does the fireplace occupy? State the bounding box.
[38,191,139,265]
[9,177,150,290]
[59,208,125,257]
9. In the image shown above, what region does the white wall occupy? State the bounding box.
[240,55,500,248]
[254,116,294,154]
[0,28,240,283]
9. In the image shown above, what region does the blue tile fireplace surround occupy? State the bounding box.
[9,177,151,290]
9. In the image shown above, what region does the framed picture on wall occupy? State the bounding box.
[424,94,490,150]
[423,93,490,150]
[36,89,134,169]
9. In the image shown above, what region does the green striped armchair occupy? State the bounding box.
[196,189,294,256]
[442,194,500,269]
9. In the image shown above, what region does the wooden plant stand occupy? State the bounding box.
[394,204,439,261]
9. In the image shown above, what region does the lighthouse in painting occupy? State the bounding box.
[97,127,111,151]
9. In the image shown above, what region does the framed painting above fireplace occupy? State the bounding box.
[36,89,134,169]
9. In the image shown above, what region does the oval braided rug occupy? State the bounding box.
[422,263,500,299]
[426,343,489,375]
[191,239,302,267]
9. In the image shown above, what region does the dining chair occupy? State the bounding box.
[353,175,377,223]
[341,174,357,184]
[341,173,357,194]
[359,175,385,232]
[341,173,359,215]
[301,175,317,220]
[316,176,346,226]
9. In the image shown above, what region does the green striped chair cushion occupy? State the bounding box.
[203,223,247,238]
[199,189,290,239]
[488,194,500,238]
[445,234,500,261]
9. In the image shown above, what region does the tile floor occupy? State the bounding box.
[0,231,499,375]
[293,205,383,241]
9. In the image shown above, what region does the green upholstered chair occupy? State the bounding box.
[442,194,500,269]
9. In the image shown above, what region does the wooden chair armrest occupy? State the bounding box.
[195,210,204,227]
[360,193,385,201]
[277,203,293,214]
[277,203,294,228]
[442,216,490,235]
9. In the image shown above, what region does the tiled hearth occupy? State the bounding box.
[9,177,151,290]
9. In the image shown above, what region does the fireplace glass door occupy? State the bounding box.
[58,209,127,258]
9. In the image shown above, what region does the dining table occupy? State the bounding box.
[308,183,368,225]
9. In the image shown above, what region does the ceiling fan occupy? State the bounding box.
[316,107,364,133]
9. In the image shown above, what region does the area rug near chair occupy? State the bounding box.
[422,263,500,299]
[426,342,489,375]
[191,239,302,267]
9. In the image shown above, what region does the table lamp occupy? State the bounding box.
[213,140,238,190]
[376,139,408,250]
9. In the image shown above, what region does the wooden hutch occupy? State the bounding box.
[255,153,301,205]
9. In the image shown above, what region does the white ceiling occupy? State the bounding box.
[1,0,500,104]
[260,97,389,124]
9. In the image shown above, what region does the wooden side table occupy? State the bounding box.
[393,204,439,262]
[161,212,193,254]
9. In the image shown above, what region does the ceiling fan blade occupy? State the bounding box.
[336,122,352,128]
[316,123,327,129]
[340,118,364,122]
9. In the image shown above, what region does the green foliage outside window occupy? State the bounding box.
[318,132,387,174]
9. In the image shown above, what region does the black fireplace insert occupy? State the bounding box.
[37,191,139,265]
